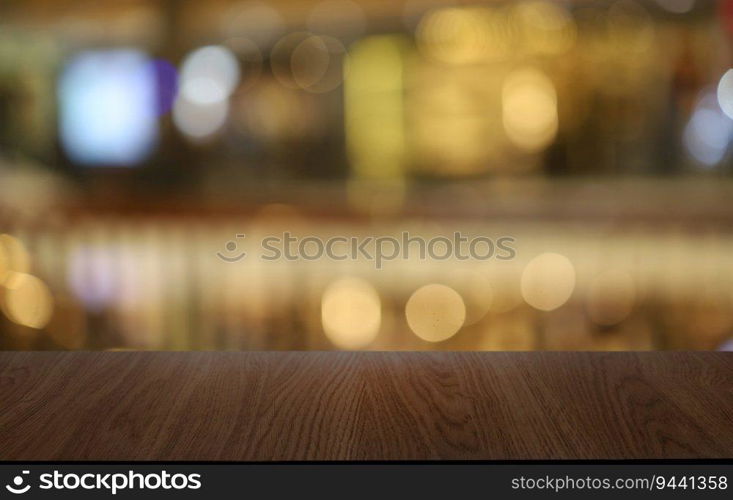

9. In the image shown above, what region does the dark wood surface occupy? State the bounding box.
[0,352,732,460]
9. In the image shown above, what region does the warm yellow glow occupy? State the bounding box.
[0,242,7,284]
[344,36,407,180]
[521,253,575,311]
[2,272,54,329]
[483,262,523,313]
[587,270,635,326]
[416,7,508,64]
[502,67,558,152]
[321,277,381,349]
[407,66,502,176]
[512,1,576,55]
[405,284,466,342]
[488,284,522,313]
[481,315,535,350]
[453,273,493,325]
[0,234,30,283]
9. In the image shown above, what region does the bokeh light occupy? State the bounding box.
[502,67,558,152]
[2,272,54,329]
[512,1,576,56]
[150,58,178,116]
[1,0,733,354]
[321,277,381,349]
[271,32,346,93]
[684,90,733,167]
[521,253,576,311]
[0,235,31,284]
[405,284,466,342]
[291,35,346,93]
[173,97,229,140]
[68,245,120,312]
[451,272,493,326]
[271,32,312,90]
[179,45,240,105]
[344,35,407,180]
[417,7,508,65]
[59,49,157,166]
[717,69,733,120]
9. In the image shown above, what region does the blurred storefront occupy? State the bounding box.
[1,0,733,350]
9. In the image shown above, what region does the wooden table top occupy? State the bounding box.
[1,352,731,461]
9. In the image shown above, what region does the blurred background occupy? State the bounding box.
[1,0,733,351]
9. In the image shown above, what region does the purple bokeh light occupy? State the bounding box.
[150,58,179,116]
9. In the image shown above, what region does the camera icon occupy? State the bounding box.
[6,471,31,494]
[216,234,247,263]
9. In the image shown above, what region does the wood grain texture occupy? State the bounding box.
[0,352,731,460]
